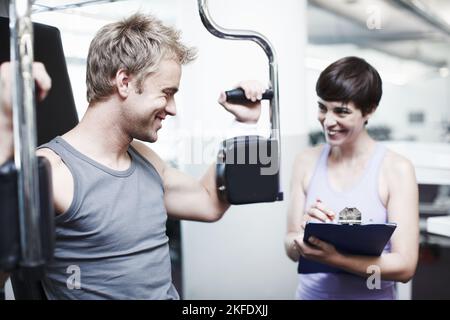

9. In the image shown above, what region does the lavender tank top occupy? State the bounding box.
[296,143,396,300]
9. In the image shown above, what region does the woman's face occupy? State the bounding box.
[317,98,371,146]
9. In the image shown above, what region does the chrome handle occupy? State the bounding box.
[197,0,281,168]
[10,0,44,269]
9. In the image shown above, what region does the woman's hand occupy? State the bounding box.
[301,199,337,229]
[293,234,340,265]
[290,199,340,265]
[218,80,267,124]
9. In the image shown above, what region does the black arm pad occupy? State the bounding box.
[38,156,55,264]
[0,160,20,271]
[0,157,55,272]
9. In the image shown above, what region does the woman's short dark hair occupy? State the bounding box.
[316,56,382,116]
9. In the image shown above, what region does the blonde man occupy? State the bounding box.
[0,13,265,299]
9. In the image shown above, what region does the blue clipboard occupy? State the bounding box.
[298,222,397,274]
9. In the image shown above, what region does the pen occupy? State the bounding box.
[316,198,335,223]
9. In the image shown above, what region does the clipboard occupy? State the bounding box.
[298,222,397,274]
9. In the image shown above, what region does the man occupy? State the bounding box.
[0,13,266,299]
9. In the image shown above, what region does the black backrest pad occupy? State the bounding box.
[0,17,79,145]
[1,17,78,300]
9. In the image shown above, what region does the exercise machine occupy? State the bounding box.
[198,0,283,204]
[0,0,78,299]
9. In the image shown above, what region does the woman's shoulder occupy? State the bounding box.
[295,144,326,165]
[292,144,326,176]
[381,147,416,181]
[292,144,326,191]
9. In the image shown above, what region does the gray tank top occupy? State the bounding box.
[39,136,179,300]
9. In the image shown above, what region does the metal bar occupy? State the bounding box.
[392,0,450,37]
[10,0,44,269]
[32,0,126,13]
[197,0,281,166]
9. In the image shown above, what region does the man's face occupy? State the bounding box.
[122,59,181,142]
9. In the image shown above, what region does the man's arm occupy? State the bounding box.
[0,63,14,290]
[0,120,13,165]
[131,80,267,222]
[131,141,229,222]
[164,163,229,222]
[0,63,14,165]
[0,62,51,283]
[0,62,51,165]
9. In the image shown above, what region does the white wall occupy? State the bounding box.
[377,76,450,142]
[175,0,308,299]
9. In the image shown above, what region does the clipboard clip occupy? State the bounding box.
[338,207,362,225]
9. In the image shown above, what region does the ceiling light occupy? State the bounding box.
[439,67,449,78]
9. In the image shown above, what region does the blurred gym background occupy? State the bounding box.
[3,0,450,299]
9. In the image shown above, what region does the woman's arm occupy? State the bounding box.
[296,153,419,283]
[337,154,419,282]
[285,147,326,261]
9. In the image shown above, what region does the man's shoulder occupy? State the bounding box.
[36,145,74,215]
[36,146,73,180]
[36,147,62,167]
[130,140,165,177]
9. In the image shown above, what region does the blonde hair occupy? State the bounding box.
[86,13,197,103]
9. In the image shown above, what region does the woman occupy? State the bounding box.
[284,56,419,300]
